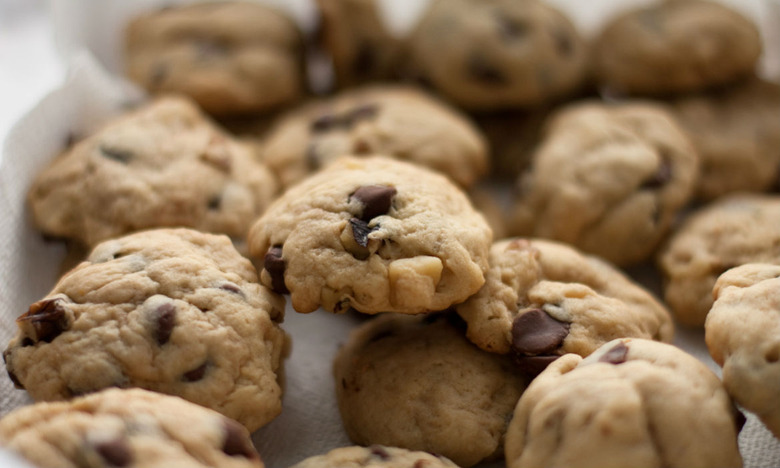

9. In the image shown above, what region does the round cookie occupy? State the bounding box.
[125,2,305,116]
[28,96,279,248]
[658,194,780,327]
[594,0,761,96]
[406,0,588,110]
[669,78,780,200]
[290,445,458,468]
[455,238,673,375]
[247,156,492,315]
[505,338,744,468]
[0,388,261,468]
[706,263,780,439]
[333,312,527,467]
[261,85,489,190]
[3,228,288,432]
[509,100,698,266]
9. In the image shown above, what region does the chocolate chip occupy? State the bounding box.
[207,195,221,210]
[551,27,573,57]
[349,218,375,248]
[353,42,377,77]
[182,362,208,382]
[497,16,528,41]
[641,159,672,189]
[94,437,133,467]
[264,245,289,294]
[350,185,397,221]
[599,341,629,365]
[511,309,570,355]
[219,283,243,296]
[99,146,133,164]
[467,54,507,86]
[513,354,560,376]
[370,446,391,460]
[342,104,379,127]
[17,298,70,343]
[221,419,259,459]
[152,303,176,346]
[310,113,340,133]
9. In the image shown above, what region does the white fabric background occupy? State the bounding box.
[1,0,780,467]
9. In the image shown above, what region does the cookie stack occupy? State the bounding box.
[1,0,779,467]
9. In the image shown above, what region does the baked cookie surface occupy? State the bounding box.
[510,101,698,266]
[28,96,278,247]
[290,445,458,468]
[333,312,526,467]
[455,239,673,375]
[248,156,492,315]
[261,85,488,189]
[505,339,743,468]
[125,1,304,116]
[3,228,288,432]
[0,388,262,468]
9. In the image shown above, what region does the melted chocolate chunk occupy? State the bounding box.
[641,159,672,189]
[264,245,289,294]
[599,341,629,365]
[511,309,570,355]
[350,185,397,221]
[94,437,133,467]
[349,218,375,248]
[182,362,208,382]
[153,303,176,346]
[221,419,259,459]
[467,54,507,86]
[513,354,560,376]
[99,146,133,164]
[17,298,71,343]
[219,283,243,296]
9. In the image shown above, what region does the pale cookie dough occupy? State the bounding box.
[658,194,780,327]
[28,96,279,248]
[505,338,744,468]
[261,85,489,189]
[669,78,780,200]
[248,156,492,314]
[594,0,761,96]
[406,0,588,110]
[333,312,527,467]
[510,101,698,266]
[706,263,780,440]
[3,228,288,432]
[290,445,458,468]
[125,2,304,116]
[0,388,262,468]
[455,239,673,376]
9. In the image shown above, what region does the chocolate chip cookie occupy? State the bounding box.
[333,312,527,467]
[669,77,780,200]
[0,388,262,468]
[658,194,780,327]
[3,228,288,432]
[510,101,698,266]
[455,239,673,376]
[28,96,279,247]
[290,445,458,468]
[706,263,780,439]
[406,0,588,110]
[125,2,304,116]
[261,85,489,189]
[594,0,762,96]
[247,156,492,315]
[505,338,743,468]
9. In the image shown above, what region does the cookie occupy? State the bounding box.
[28,96,278,247]
[406,0,588,110]
[505,338,744,468]
[261,85,489,190]
[706,263,780,439]
[0,388,261,468]
[290,445,458,468]
[509,101,698,266]
[669,77,780,200]
[315,0,400,88]
[125,2,304,116]
[658,194,780,327]
[594,0,761,96]
[455,239,673,375]
[333,312,527,467]
[3,228,288,432]
[247,156,492,314]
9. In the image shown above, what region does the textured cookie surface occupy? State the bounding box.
[407,0,588,110]
[261,85,488,189]
[125,2,304,116]
[594,0,761,95]
[3,228,288,432]
[706,263,780,439]
[670,78,780,200]
[455,239,673,375]
[0,388,262,468]
[248,156,492,314]
[333,313,527,467]
[290,445,458,468]
[505,339,743,468]
[28,96,278,247]
[510,101,698,266]
[659,194,780,327]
